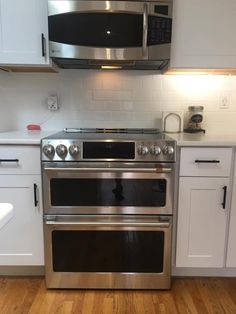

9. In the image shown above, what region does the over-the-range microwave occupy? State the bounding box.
[48,0,173,70]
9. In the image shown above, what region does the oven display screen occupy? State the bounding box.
[83,142,135,159]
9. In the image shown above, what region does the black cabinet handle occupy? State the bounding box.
[222,186,227,209]
[41,33,46,57]
[195,160,220,163]
[34,184,39,207]
[0,159,19,163]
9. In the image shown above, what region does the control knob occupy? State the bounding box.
[43,144,55,158]
[56,144,68,158]
[162,145,175,155]
[137,145,149,156]
[150,145,161,156]
[69,144,80,157]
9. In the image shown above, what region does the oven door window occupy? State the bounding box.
[52,230,164,273]
[49,13,143,48]
[50,178,166,207]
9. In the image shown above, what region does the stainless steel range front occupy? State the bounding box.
[41,128,176,289]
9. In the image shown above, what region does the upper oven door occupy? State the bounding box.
[48,0,172,61]
[42,162,174,215]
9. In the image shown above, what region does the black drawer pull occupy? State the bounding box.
[0,159,19,163]
[34,184,39,207]
[41,33,46,57]
[195,160,220,163]
[222,186,227,209]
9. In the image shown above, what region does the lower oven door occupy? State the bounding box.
[42,162,174,215]
[44,215,172,289]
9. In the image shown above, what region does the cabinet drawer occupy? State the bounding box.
[0,146,40,174]
[180,147,233,177]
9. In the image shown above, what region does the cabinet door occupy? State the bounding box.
[0,0,49,65]
[171,0,236,69]
[0,175,44,265]
[227,207,236,267]
[176,177,228,267]
[226,158,236,267]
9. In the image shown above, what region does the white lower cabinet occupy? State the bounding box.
[0,175,44,266]
[227,158,236,267]
[176,177,229,268]
[227,208,236,267]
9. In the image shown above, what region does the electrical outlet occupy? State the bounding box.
[47,95,59,111]
[219,94,230,109]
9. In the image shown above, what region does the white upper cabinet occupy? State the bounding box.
[0,0,50,66]
[171,0,236,69]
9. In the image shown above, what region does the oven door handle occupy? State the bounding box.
[43,167,173,173]
[45,220,171,228]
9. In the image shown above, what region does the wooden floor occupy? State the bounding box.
[0,277,235,314]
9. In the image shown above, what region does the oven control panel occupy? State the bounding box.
[41,139,176,162]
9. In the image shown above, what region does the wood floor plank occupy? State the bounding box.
[221,278,236,307]
[208,278,236,314]
[28,280,57,314]
[102,293,114,314]
[183,278,209,314]
[113,290,132,314]
[172,278,199,314]
[196,278,227,314]
[141,292,160,314]
[81,291,95,314]
[0,277,236,314]
[153,289,179,314]
[0,278,40,314]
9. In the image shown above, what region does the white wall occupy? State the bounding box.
[0,69,236,134]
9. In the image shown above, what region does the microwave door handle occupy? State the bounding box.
[142,3,148,59]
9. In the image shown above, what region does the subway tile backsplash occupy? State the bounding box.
[0,70,236,134]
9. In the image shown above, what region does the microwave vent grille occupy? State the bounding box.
[52,58,169,71]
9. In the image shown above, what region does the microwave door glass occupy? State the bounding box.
[49,12,143,48]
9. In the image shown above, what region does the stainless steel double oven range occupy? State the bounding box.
[41,128,176,289]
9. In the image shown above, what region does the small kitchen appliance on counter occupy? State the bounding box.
[184,106,205,133]
[41,128,176,290]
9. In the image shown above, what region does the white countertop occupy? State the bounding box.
[0,130,55,145]
[169,132,236,147]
